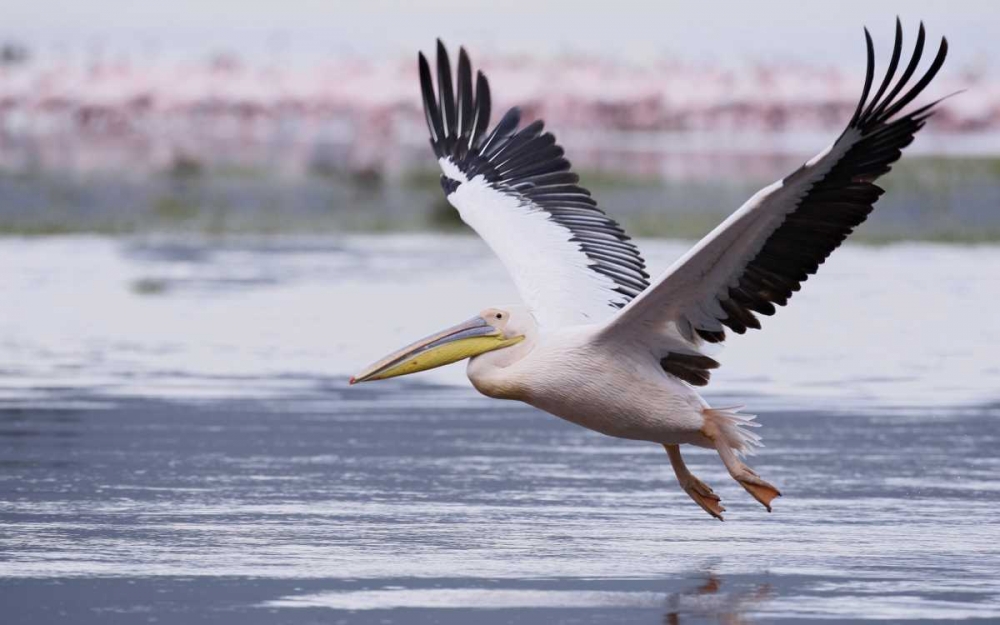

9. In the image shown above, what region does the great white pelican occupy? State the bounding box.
[352,21,949,520]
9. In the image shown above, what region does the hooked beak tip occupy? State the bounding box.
[348,376,357,386]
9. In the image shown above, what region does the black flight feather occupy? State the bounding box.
[693,22,949,343]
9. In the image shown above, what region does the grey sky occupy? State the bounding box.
[1,0,996,73]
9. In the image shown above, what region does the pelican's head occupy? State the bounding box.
[350,307,529,384]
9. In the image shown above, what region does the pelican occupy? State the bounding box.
[351,21,949,520]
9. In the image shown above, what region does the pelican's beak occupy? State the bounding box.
[350,316,522,384]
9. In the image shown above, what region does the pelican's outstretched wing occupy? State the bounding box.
[601,21,948,386]
[419,42,649,328]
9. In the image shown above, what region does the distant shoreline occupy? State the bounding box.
[2,155,998,242]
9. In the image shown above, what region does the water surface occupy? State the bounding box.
[1,236,999,622]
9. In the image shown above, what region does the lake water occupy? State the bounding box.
[2,236,999,623]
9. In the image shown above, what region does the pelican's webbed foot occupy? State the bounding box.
[731,465,781,512]
[711,440,782,512]
[664,444,725,521]
[701,410,782,513]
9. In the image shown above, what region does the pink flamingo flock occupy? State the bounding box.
[0,51,995,180]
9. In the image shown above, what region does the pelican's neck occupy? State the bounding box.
[467,340,532,400]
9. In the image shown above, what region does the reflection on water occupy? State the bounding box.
[663,575,772,625]
[262,572,774,622]
[1,236,1000,623]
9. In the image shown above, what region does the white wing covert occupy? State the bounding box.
[600,21,949,387]
[419,42,649,328]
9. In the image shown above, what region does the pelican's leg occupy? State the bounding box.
[712,438,781,512]
[663,444,725,521]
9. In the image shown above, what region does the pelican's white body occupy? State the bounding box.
[467,324,711,446]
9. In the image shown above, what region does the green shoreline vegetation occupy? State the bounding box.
[0,156,998,242]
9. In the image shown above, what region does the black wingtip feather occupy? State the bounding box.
[861,19,903,121]
[868,23,926,123]
[456,48,474,154]
[875,35,947,125]
[435,41,456,151]
[418,52,444,154]
[851,28,876,127]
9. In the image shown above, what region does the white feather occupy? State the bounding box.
[446,171,624,328]
[438,157,468,184]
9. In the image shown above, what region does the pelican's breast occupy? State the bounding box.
[482,328,705,442]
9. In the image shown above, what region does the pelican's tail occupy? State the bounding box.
[703,406,762,457]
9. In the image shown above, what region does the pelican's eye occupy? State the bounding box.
[495,313,503,319]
